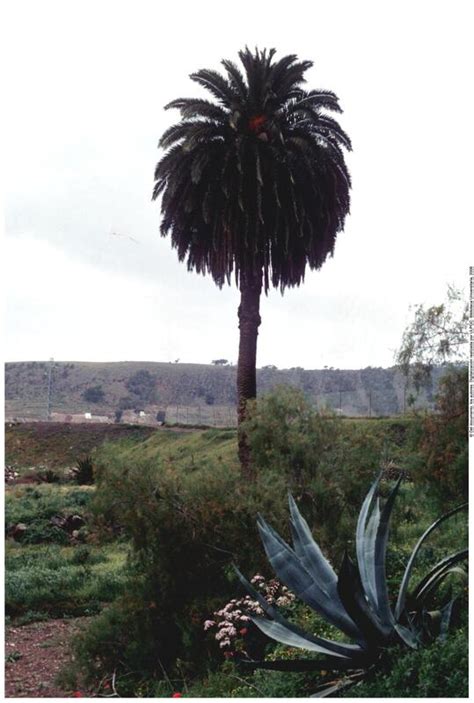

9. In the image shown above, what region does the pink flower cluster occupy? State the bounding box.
[204,574,295,655]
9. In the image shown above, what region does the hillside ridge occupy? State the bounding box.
[5,360,443,423]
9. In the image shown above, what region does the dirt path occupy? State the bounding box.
[5,617,94,698]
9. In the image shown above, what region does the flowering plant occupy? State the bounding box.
[204,574,295,657]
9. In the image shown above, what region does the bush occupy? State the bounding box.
[82,385,105,403]
[410,367,468,504]
[125,370,157,403]
[74,456,95,485]
[344,627,468,697]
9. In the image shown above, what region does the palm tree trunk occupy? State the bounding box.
[237,273,262,480]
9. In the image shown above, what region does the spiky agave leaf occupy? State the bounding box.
[233,566,364,661]
[288,492,338,596]
[411,559,468,606]
[235,477,468,695]
[410,549,468,605]
[256,514,362,641]
[395,503,467,620]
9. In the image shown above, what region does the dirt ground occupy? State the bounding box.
[5,617,94,698]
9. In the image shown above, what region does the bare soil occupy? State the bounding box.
[5,617,94,698]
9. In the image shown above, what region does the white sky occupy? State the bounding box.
[3,0,474,369]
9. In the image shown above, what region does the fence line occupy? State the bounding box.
[6,387,435,428]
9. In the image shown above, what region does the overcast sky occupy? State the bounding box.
[3,0,473,370]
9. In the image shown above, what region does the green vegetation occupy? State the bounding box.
[5,543,128,620]
[82,385,105,403]
[344,626,468,698]
[4,378,467,697]
[74,456,95,485]
[5,480,129,622]
[63,386,467,696]
[234,475,466,695]
[6,484,93,541]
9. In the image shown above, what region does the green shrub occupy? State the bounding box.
[344,627,468,697]
[74,456,95,485]
[405,367,468,505]
[82,385,105,403]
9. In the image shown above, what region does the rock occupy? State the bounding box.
[50,515,67,529]
[65,515,85,531]
[10,523,28,540]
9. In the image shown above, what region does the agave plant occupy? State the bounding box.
[236,474,467,696]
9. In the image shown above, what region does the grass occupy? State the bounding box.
[5,480,129,621]
[5,484,94,544]
[96,427,239,472]
[5,542,129,620]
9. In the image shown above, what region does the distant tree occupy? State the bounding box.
[211,359,229,366]
[262,364,277,370]
[82,385,105,403]
[125,370,157,403]
[153,48,351,478]
[396,285,468,389]
[205,393,215,405]
[114,409,123,423]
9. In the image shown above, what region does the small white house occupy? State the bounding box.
[139,411,146,417]
[84,412,92,420]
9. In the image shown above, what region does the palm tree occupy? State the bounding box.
[153,47,351,478]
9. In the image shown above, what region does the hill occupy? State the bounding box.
[5,360,443,424]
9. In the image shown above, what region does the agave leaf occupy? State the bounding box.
[242,657,365,673]
[233,566,364,659]
[439,598,458,642]
[356,473,382,604]
[337,552,387,645]
[311,676,362,698]
[256,516,361,640]
[414,564,467,606]
[250,616,350,658]
[394,622,419,649]
[288,493,338,596]
[395,503,467,620]
[311,682,346,698]
[372,476,402,629]
[410,549,468,603]
[362,497,380,610]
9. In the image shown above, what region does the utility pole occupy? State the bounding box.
[46,357,54,420]
[368,390,372,418]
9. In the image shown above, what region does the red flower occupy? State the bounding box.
[223,651,234,659]
[239,627,248,636]
[248,115,266,132]
[172,693,182,698]
[73,693,84,698]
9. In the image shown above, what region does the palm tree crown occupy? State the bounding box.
[153,47,352,293]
